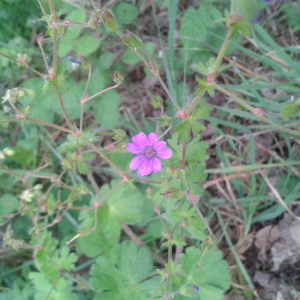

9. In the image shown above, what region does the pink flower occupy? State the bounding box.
[127,132,172,177]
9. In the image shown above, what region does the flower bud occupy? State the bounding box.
[146,90,163,108]
[88,11,102,29]
[101,10,119,32]
[0,153,5,160]
[17,53,27,66]
[34,184,43,191]
[113,71,124,84]
[254,107,268,117]
[122,30,143,48]
[36,33,44,44]
[3,147,15,156]
[163,188,185,199]
[235,0,262,23]
[25,89,36,98]
[179,284,199,297]
[107,144,116,150]
[148,115,172,127]
[113,129,126,141]
[79,53,92,70]
[15,90,26,101]
[75,184,90,195]
[203,234,216,253]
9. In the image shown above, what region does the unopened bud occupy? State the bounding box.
[101,10,119,32]
[16,90,26,101]
[79,53,92,70]
[36,33,44,44]
[63,19,72,28]
[179,284,199,297]
[0,153,5,160]
[79,228,93,237]
[254,108,268,117]
[17,53,27,66]
[203,234,216,253]
[177,110,187,119]
[25,89,36,98]
[113,71,124,84]
[148,115,172,127]
[4,148,15,156]
[146,90,163,108]
[92,202,99,211]
[107,144,116,150]
[88,12,102,29]
[122,30,143,48]
[188,194,198,202]
[163,188,185,199]
[235,0,262,23]
[75,184,90,195]
[34,184,43,191]
[113,129,126,141]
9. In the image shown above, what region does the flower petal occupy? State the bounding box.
[132,132,148,147]
[152,157,161,173]
[129,155,145,170]
[154,141,167,152]
[157,148,172,160]
[136,158,154,177]
[126,143,143,154]
[147,132,158,146]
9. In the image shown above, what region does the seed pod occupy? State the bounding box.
[146,90,163,108]
[113,71,124,84]
[101,10,119,32]
[122,30,143,48]
[79,53,92,70]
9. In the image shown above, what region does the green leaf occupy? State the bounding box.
[114,3,139,24]
[191,62,208,75]
[180,8,207,49]
[180,247,231,300]
[165,260,182,284]
[191,101,213,120]
[190,120,206,136]
[174,121,191,143]
[77,231,105,258]
[194,85,207,95]
[90,241,159,299]
[99,52,115,70]
[167,132,183,159]
[0,194,19,217]
[53,246,78,271]
[74,35,101,56]
[94,90,121,129]
[187,163,207,182]
[77,161,89,174]
[206,85,215,97]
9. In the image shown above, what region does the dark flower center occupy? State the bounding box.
[144,146,156,158]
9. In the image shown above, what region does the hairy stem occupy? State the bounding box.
[83,83,120,103]
[38,42,50,74]
[54,86,73,131]
[0,52,44,77]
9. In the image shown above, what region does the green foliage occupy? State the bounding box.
[94,90,121,129]
[179,247,231,300]
[174,101,213,142]
[90,241,159,299]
